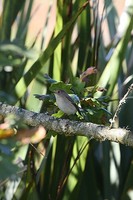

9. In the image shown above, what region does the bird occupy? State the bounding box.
[54,90,81,115]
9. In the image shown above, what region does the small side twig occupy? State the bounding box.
[110,83,133,128]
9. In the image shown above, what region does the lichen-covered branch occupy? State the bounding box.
[0,102,132,147]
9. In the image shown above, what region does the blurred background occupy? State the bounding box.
[0,0,133,199]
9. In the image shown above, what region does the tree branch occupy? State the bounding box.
[0,102,132,147]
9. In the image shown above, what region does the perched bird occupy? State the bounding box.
[54,90,80,115]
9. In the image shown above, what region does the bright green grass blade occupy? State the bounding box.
[53,0,63,81]
[25,66,48,112]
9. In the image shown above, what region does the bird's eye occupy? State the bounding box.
[57,90,61,94]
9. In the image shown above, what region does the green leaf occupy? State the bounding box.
[72,77,85,95]
[49,81,72,93]
[52,110,64,118]
[0,43,37,59]
[44,74,57,84]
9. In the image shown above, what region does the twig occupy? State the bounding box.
[110,83,133,128]
[30,143,45,157]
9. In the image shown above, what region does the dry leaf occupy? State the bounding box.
[0,129,16,139]
[16,126,46,144]
[80,67,97,81]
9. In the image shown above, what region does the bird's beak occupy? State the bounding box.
[53,90,58,94]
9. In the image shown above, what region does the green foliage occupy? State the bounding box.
[0,0,133,200]
[49,81,72,93]
[0,139,19,179]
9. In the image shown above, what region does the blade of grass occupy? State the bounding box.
[77,1,91,71]
[53,0,63,81]
[104,0,118,39]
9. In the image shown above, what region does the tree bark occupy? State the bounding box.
[0,102,132,147]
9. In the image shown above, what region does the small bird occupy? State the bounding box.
[54,90,80,115]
